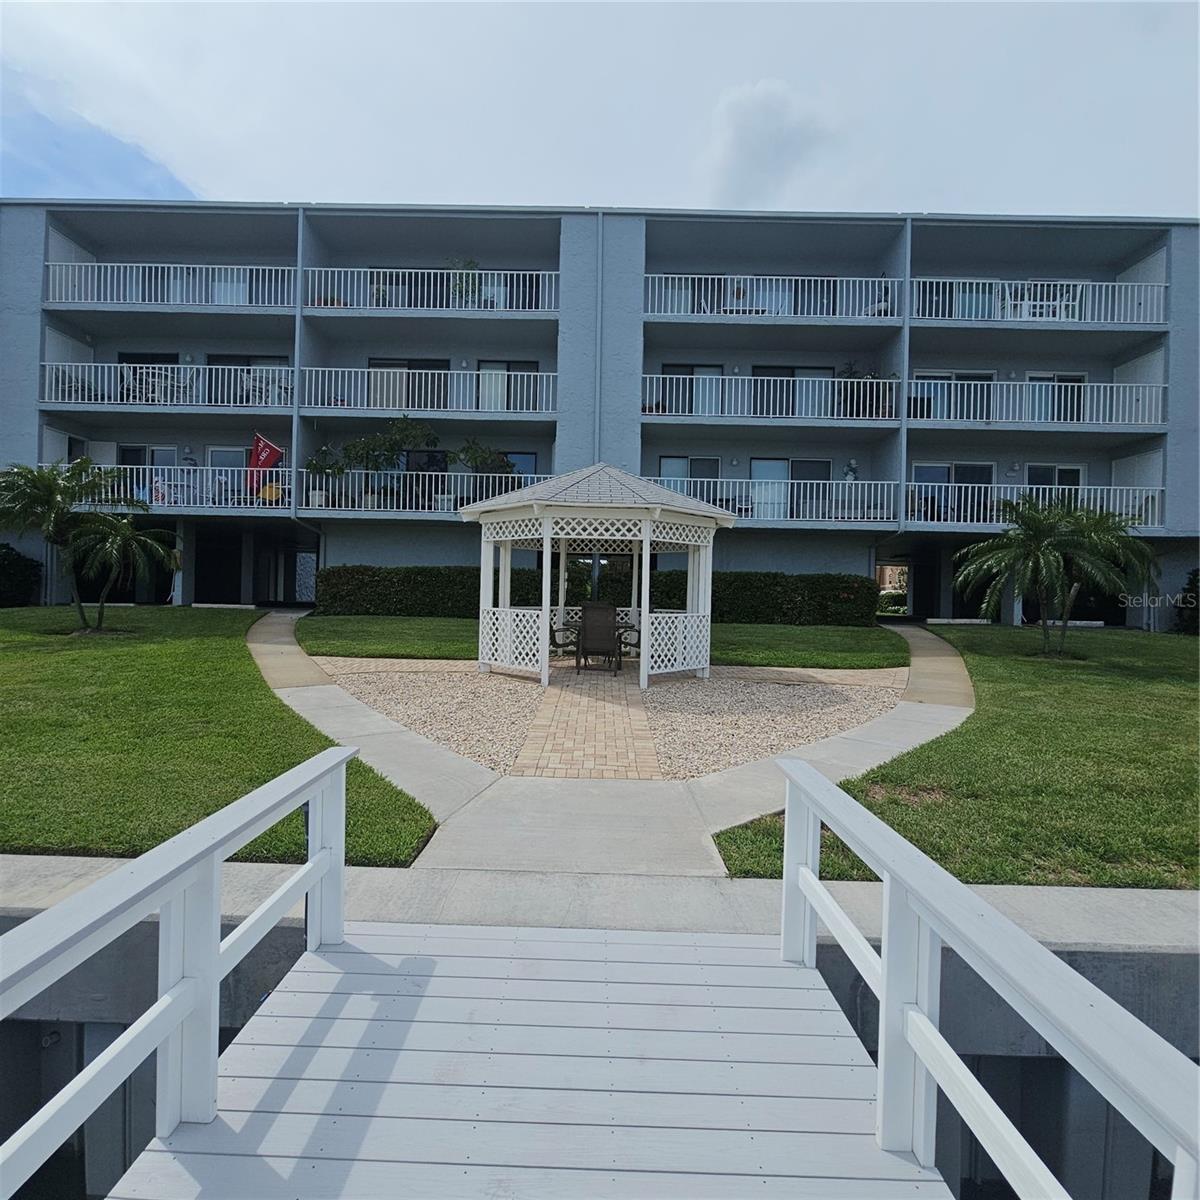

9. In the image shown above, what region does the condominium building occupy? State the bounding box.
[0,200,1195,621]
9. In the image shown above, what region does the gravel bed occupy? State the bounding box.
[331,669,543,773]
[643,679,900,780]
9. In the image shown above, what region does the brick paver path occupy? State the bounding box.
[511,665,663,780]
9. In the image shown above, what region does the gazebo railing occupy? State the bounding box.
[479,606,542,673]
[646,611,711,675]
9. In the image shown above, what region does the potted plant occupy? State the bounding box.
[304,445,343,507]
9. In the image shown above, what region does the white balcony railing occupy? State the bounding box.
[644,274,901,319]
[299,470,551,513]
[304,268,559,312]
[642,374,897,420]
[910,278,1167,324]
[906,483,1165,527]
[45,263,296,307]
[64,464,293,511]
[303,367,557,413]
[907,380,1166,425]
[42,363,293,408]
[0,750,355,1198]
[645,477,898,523]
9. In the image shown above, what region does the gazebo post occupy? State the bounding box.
[556,538,568,621]
[539,517,553,686]
[697,538,712,678]
[629,539,639,627]
[498,541,512,608]
[478,533,493,673]
[639,518,652,689]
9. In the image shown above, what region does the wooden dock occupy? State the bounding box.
[110,920,950,1198]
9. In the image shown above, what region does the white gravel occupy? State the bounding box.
[642,679,900,780]
[332,669,543,773]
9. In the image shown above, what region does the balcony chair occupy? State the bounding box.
[575,602,623,675]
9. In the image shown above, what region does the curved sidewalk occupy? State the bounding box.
[249,613,975,875]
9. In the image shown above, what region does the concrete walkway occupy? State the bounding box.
[251,613,975,875]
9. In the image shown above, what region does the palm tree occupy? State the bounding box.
[72,515,180,631]
[1054,506,1157,653]
[0,460,143,629]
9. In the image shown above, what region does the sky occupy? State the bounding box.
[1,1,1197,217]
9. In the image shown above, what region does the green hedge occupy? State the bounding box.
[0,544,41,607]
[316,564,880,625]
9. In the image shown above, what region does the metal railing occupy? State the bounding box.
[778,758,1198,1199]
[905,483,1165,527]
[45,262,296,307]
[63,464,293,511]
[910,278,1167,324]
[645,477,898,523]
[642,374,897,419]
[0,749,356,1200]
[304,267,559,312]
[644,274,901,318]
[300,469,550,513]
[906,379,1166,425]
[303,367,557,413]
[42,363,293,408]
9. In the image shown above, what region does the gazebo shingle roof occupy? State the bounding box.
[460,463,735,524]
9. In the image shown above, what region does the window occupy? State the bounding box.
[910,370,995,420]
[751,366,796,417]
[206,355,288,367]
[503,451,537,479]
[660,364,723,415]
[117,353,180,365]
[368,358,450,409]
[478,361,539,412]
[207,447,250,468]
[66,436,88,463]
[118,445,178,467]
[910,462,995,521]
[1027,464,1084,488]
[1027,372,1087,422]
[407,450,448,474]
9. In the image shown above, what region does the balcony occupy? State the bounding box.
[643,477,899,524]
[302,367,556,414]
[41,363,293,409]
[905,483,1165,528]
[45,263,296,308]
[642,374,897,421]
[303,268,559,313]
[644,274,901,320]
[65,464,292,513]
[298,470,552,515]
[906,379,1166,426]
[909,278,1166,324]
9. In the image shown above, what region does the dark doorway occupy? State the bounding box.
[194,529,242,604]
[911,557,940,619]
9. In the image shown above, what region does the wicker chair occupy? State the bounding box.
[576,602,622,675]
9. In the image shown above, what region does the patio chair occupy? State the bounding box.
[576,602,622,675]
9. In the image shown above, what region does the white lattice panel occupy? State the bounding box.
[651,520,713,548]
[551,515,643,542]
[565,538,638,554]
[482,517,543,543]
[479,606,543,672]
[646,611,710,674]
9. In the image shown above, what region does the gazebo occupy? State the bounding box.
[460,463,735,687]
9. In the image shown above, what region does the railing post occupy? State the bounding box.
[780,779,820,965]
[174,855,220,1125]
[307,764,347,950]
[877,873,931,1154]
[1172,1149,1199,1200]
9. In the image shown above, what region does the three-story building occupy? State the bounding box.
[1,200,1194,621]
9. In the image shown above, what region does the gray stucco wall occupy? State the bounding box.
[322,519,481,568]
[712,529,876,575]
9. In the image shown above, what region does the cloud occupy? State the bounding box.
[699,79,833,209]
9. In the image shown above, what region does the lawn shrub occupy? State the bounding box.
[1176,568,1199,635]
[317,564,880,626]
[0,544,41,607]
[879,589,907,609]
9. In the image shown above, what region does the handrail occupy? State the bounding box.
[777,758,1199,1197]
[0,747,356,1199]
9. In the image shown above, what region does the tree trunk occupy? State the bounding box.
[95,573,116,631]
[1037,586,1051,653]
[1058,581,1082,654]
[67,564,90,630]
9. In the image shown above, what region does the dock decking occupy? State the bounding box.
[110,920,950,1198]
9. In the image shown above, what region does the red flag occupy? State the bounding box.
[246,432,284,493]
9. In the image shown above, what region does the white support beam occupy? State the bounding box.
[498,542,512,608]
[629,538,640,626]
[639,519,652,689]
[477,534,493,673]
[539,518,552,686]
[557,538,568,616]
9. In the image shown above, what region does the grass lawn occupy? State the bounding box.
[716,627,1199,888]
[296,614,909,669]
[0,607,434,866]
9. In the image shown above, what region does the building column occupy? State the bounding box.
[999,577,1023,626]
[173,520,195,606]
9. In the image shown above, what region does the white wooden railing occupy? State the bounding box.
[907,379,1167,425]
[645,477,898,523]
[303,367,556,413]
[61,464,292,510]
[777,759,1199,1199]
[42,363,293,408]
[642,374,898,419]
[910,278,1167,324]
[0,749,355,1200]
[646,611,710,675]
[45,262,296,307]
[479,606,543,672]
[304,267,559,312]
[645,274,901,318]
[906,483,1165,527]
[299,470,549,513]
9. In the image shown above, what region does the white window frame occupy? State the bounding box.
[910,460,996,484]
[1026,463,1087,486]
[206,445,252,468]
[789,456,834,481]
[1025,370,1089,384]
